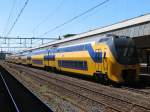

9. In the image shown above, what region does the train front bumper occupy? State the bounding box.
[121,69,138,83]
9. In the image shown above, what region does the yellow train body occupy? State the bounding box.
[54,42,139,83]
[7,35,140,83]
[31,54,44,67]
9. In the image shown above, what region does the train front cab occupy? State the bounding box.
[96,35,140,83]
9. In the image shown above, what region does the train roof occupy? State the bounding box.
[57,41,95,49]
[20,13,150,53]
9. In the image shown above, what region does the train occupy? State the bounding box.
[6,34,140,83]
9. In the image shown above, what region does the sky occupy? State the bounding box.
[0,0,150,52]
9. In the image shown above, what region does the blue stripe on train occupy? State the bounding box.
[31,43,102,63]
[44,55,55,61]
[57,44,102,63]
[86,44,102,63]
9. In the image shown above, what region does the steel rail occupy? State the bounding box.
[0,72,20,112]
[5,63,150,111]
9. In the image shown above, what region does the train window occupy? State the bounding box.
[33,60,43,65]
[114,38,139,64]
[78,61,83,68]
[99,38,109,43]
[58,60,87,70]
[83,61,87,69]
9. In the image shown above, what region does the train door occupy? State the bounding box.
[103,49,108,74]
[27,56,31,65]
[95,49,102,72]
[47,50,51,66]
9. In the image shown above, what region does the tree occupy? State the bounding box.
[63,34,76,38]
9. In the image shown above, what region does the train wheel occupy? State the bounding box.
[51,67,57,72]
[45,66,50,72]
[94,73,110,85]
[94,73,104,83]
[103,75,110,85]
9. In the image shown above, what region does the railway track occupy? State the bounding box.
[19,63,150,98]
[3,62,150,112]
[0,65,52,112]
[13,63,150,98]
[120,86,150,96]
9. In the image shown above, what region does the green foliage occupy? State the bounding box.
[63,34,76,38]
[0,52,6,60]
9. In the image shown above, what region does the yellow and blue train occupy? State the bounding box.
[6,34,140,83]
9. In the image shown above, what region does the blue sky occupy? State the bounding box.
[0,0,150,46]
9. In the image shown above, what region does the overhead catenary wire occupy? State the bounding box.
[6,0,29,37]
[32,0,65,35]
[37,0,110,38]
[2,0,16,37]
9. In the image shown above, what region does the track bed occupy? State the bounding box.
[0,65,52,112]
[1,61,150,112]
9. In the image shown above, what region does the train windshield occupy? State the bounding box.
[116,45,137,57]
[114,38,139,65]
